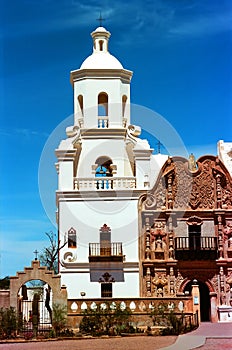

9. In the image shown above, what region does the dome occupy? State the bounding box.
[94,26,108,32]
[80,26,123,70]
[80,52,123,69]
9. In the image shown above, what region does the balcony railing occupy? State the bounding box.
[98,117,109,128]
[74,177,136,190]
[175,236,217,250]
[89,243,123,257]
[174,236,218,260]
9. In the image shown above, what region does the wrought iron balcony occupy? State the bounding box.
[174,236,218,260]
[89,243,123,262]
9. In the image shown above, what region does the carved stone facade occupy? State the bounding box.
[139,155,232,322]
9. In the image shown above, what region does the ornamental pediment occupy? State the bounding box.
[141,155,232,211]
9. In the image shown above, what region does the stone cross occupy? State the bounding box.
[33,249,39,260]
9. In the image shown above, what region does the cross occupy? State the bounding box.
[97,12,105,26]
[156,140,163,154]
[33,249,39,260]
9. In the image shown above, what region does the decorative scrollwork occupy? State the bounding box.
[66,125,80,138]
[145,194,157,209]
[62,250,77,263]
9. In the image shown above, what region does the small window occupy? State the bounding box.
[98,92,108,116]
[99,40,104,51]
[95,156,113,177]
[101,283,112,297]
[122,95,127,117]
[77,95,83,116]
[68,228,77,248]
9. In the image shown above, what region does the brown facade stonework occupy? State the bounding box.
[139,155,232,322]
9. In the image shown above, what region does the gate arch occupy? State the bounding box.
[10,260,67,310]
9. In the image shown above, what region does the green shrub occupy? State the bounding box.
[0,307,17,339]
[52,303,67,336]
[79,303,132,336]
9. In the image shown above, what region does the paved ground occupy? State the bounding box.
[197,338,232,349]
[1,323,232,350]
[160,322,232,350]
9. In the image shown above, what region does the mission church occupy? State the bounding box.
[55,25,232,323]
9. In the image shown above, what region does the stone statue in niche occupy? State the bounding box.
[223,221,232,257]
[188,153,197,171]
[150,222,166,259]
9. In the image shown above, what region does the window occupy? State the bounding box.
[188,225,201,250]
[95,156,113,189]
[122,95,127,117]
[95,156,113,177]
[77,95,83,117]
[68,228,77,248]
[101,283,112,298]
[100,224,111,256]
[98,92,108,116]
[99,40,104,51]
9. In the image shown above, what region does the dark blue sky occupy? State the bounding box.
[1,0,232,276]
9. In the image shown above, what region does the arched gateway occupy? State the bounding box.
[10,260,67,333]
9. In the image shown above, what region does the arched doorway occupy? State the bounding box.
[184,280,210,322]
[18,280,53,335]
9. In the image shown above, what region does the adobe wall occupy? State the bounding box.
[0,290,10,308]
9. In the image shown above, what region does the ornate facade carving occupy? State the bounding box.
[148,156,232,211]
[139,154,232,320]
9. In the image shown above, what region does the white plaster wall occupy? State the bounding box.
[135,159,150,188]
[113,273,139,297]
[150,154,168,188]
[60,271,139,299]
[60,273,101,298]
[59,162,74,190]
[59,199,139,263]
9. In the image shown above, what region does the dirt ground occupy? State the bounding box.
[0,336,177,350]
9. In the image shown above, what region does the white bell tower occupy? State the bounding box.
[71,26,132,129]
[55,26,166,299]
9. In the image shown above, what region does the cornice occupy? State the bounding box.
[55,149,77,161]
[56,189,147,201]
[70,68,133,85]
[80,128,127,139]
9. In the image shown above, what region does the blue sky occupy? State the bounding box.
[0,0,231,277]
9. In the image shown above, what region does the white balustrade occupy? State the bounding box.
[74,177,136,190]
[98,117,109,128]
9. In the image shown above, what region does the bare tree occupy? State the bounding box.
[39,231,66,274]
